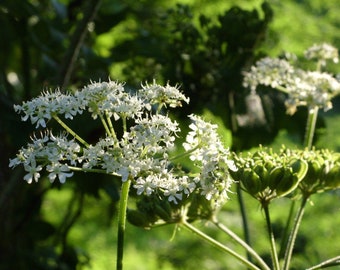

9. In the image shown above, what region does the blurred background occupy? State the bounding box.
[1,0,340,269]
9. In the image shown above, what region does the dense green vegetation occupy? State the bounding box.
[1,0,340,269]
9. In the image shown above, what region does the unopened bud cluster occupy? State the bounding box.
[231,147,308,204]
[231,146,340,203]
[297,148,340,195]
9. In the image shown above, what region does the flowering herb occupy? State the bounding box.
[9,80,240,269]
[9,43,340,270]
[10,80,236,206]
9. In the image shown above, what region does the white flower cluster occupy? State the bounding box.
[286,71,340,113]
[140,80,190,108]
[10,80,236,206]
[13,90,82,128]
[243,43,340,113]
[9,132,79,183]
[243,57,295,92]
[183,115,237,206]
[304,43,339,66]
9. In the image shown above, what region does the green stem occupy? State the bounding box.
[282,196,308,270]
[278,200,296,259]
[105,111,118,141]
[212,220,271,270]
[316,60,323,73]
[116,178,131,270]
[169,144,201,162]
[181,219,261,270]
[99,113,112,137]
[68,166,120,176]
[263,203,280,270]
[156,103,164,114]
[275,85,290,94]
[304,106,319,150]
[306,255,340,270]
[52,115,89,147]
[122,116,127,133]
[236,184,252,261]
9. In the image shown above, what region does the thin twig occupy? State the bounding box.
[57,0,102,90]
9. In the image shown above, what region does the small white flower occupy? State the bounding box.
[9,157,21,168]
[46,163,73,183]
[23,161,42,184]
[134,175,158,196]
[163,180,183,204]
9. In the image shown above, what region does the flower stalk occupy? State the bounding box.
[116,178,131,270]
[282,195,308,270]
[52,114,89,147]
[181,219,262,270]
[263,203,280,270]
[213,219,271,270]
[304,106,319,150]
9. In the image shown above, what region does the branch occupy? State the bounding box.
[57,0,102,90]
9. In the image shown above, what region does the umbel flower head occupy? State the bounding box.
[304,43,339,66]
[10,80,236,207]
[243,43,340,114]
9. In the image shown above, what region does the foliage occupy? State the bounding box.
[110,2,278,149]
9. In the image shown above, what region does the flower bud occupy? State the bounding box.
[127,209,151,228]
[276,171,298,197]
[324,165,340,190]
[254,164,269,186]
[155,204,172,222]
[241,168,262,196]
[267,166,286,191]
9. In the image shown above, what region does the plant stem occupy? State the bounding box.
[169,143,202,162]
[306,255,340,270]
[68,166,120,177]
[99,113,112,137]
[263,203,280,270]
[278,200,296,259]
[304,106,319,150]
[52,115,89,147]
[181,219,262,270]
[282,196,308,270]
[213,220,271,270]
[236,184,252,261]
[105,111,118,141]
[116,178,131,270]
